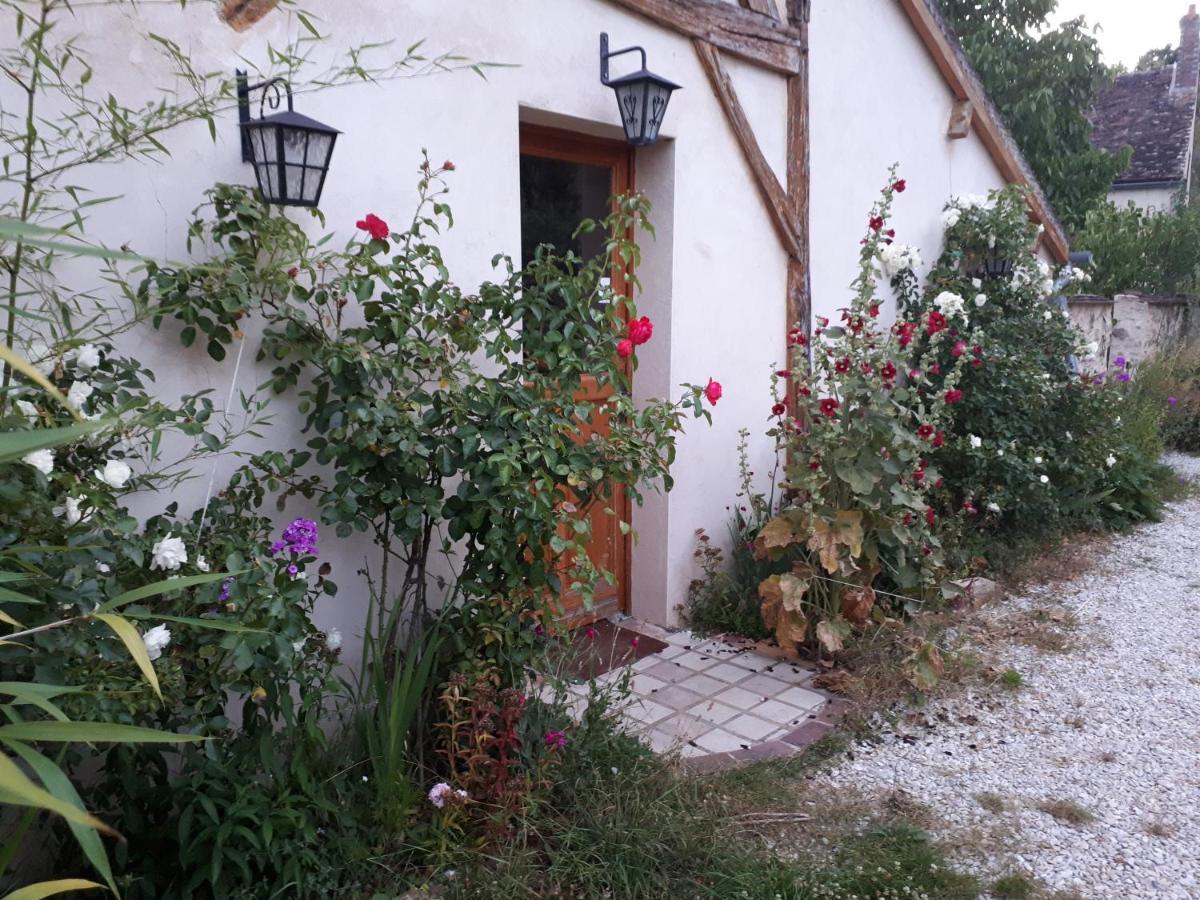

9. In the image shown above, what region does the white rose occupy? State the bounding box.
[1106,454,1117,468]
[95,459,132,490]
[987,502,1001,513]
[73,344,102,369]
[195,555,210,573]
[974,294,987,308]
[969,435,982,449]
[1042,310,1052,321]
[66,379,93,409]
[1039,475,1050,484]
[1083,341,1099,358]
[150,535,188,571]
[325,628,343,652]
[22,449,54,475]
[997,449,1005,457]
[55,495,86,526]
[1065,431,1073,441]
[1034,456,1043,464]
[933,291,967,318]
[971,278,982,290]
[941,207,962,229]
[142,624,172,662]
[96,561,111,574]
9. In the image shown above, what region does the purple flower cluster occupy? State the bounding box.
[218,576,234,602]
[269,517,319,557]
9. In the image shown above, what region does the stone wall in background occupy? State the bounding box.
[1068,293,1199,371]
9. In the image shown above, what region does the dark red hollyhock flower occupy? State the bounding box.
[356,213,390,241]
[819,397,840,417]
[860,362,873,376]
[886,228,896,239]
[788,329,807,347]
[775,369,791,378]
[951,340,966,358]
[917,423,935,439]
[287,266,299,278]
[932,431,946,448]
[897,321,918,348]
[912,469,925,483]
[934,477,944,488]
[903,513,914,525]
[918,458,929,470]
[929,363,942,375]
[869,216,885,232]
[808,455,821,470]
[962,500,977,514]
[848,317,864,334]
[798,386,812,396]
[922,546,933,556]
[881,361,898,381]
[443,160,456,171]
[944,388,963,404]
[971,357,983,368]
[772,402,787,417]
[926,311,947,335]
[816,316,830,328]
[627,316,654,346]
[869,305,881,318]
[972,345,983,357]
[835,357,852,374]
[616,339,634,359]
[926,506,936,526]
[949,328,959,338]
[893,179,907,192]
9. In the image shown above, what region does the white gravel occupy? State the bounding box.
[820,452,1200,899]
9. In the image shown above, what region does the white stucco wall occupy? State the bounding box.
[1,0,789,637]
[809,1,1012,325]
[1108,184,1181,215]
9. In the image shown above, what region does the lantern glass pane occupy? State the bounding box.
[301,168,323,204]
[282,127,309,164]
[253,124,279,163]
[644,82,673,144]
[306,132,334,167]
[613,81,646,145]
[284,164,306,202]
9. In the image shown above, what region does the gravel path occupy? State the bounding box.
[820,453,1200,899]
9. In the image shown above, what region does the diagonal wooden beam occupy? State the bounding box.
[693,39,803,261]
[786,38,810,339]
[606,0,804,74]
[739,0,778,19]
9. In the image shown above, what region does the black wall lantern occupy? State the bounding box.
[236,70,340,208]
[600,33,681,147]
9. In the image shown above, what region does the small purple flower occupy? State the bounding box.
[1117,372,1132,383]
[280,517,319,556]
[287,564,299,576]
[218,576,234,602]
[268,541,285,557]
[534,624,545,637]
[1092,374,1105,385]
[544,729,568,749]
[1114,355,1127,368]
[1168,396,1178,406]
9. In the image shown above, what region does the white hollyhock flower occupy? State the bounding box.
[1106,453,1117,468]
[95,459,132,490]
[941,207,962,229]
[987,502,1001,513]
[1042,310,1053,320]
[22,449,54,475]
[1039,475,1050,484]
[325,628,343,652]
[66,379,93,409]
[969,435,982,449]
[55,495,85,526]
[142,624,172,662]
[150,535,188,571]
[974,294,987,308]
[933,291,967,318]
[878,242,922,278]
[73,344,102,369]
[195,555,209,573]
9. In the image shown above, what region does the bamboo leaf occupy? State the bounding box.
[91,614,159,699]
[0,217,143,262]
[0,722,206,744]
[121,613,263,633]
[0,753,113,834]
[97,572,237,613]
[0,609,25,629]
[2,879,107,899]
[0,420,112,464]
[5,742,118,895]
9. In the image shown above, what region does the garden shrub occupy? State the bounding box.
[1074,201,1200,297]
[1157,346,1200,451]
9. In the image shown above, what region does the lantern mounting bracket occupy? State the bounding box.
[236,70,294,163]
[600,33,647,85]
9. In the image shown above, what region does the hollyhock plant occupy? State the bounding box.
[758,166,969,656]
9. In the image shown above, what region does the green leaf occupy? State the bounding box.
[92,614,160,700]
[0,420,111,463]
[2,879,107,899]
[98,572,237,613]
[5,742,118,895]
[122,613,264,633]
[0,752,113,834]
[0,722,206,744]
[0,683,84,722]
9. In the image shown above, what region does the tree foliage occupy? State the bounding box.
[940,0,1130,232]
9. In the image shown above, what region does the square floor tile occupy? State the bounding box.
[687,699,740,725]
[640,660,688,682]
[631,654,665,672]
[776,686,826,712]
[656,713,710,741]
[675,672,726,696]
[693,728,746,753]
[751,698,809,725]
[629,673,667,695]
[671,651,717,672]
[658,644,686,660]
[652,684,705,710]
[726,714,780,741]
[738,673,792,698]
[757,661,817,684]
[623,697,674,725]
[705,662,755,684]
[714,685,766,708]
[645,729,677,753]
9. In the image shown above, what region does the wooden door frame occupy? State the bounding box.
[519,122,636,622]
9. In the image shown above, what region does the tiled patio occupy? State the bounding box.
[566,625,851,772]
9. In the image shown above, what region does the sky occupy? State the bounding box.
[1049,0,1192,70]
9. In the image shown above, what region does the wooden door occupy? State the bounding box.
[519,124,634,622]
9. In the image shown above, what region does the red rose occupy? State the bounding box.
[926,507,936,526]
[926,311,947,335]
[355,213,390,241]
[704,378,722,405]
[893,179,906,193]
[287,266,299,278]
[952,340,966,358]
[443,160,456,171]
[835,357,851,374]
[616,339,634,359]
[881,361,898,381]
[932,431,945,448]
[771,402,787,417]
[819,397,839,417]
[944,388,963,404]
[627,316,654,346]
[917,424,934,439]
[868,216,884,232]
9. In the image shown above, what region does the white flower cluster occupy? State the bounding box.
[878,242,923,279]
[428,782,468,809]
[933,290,969,321]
